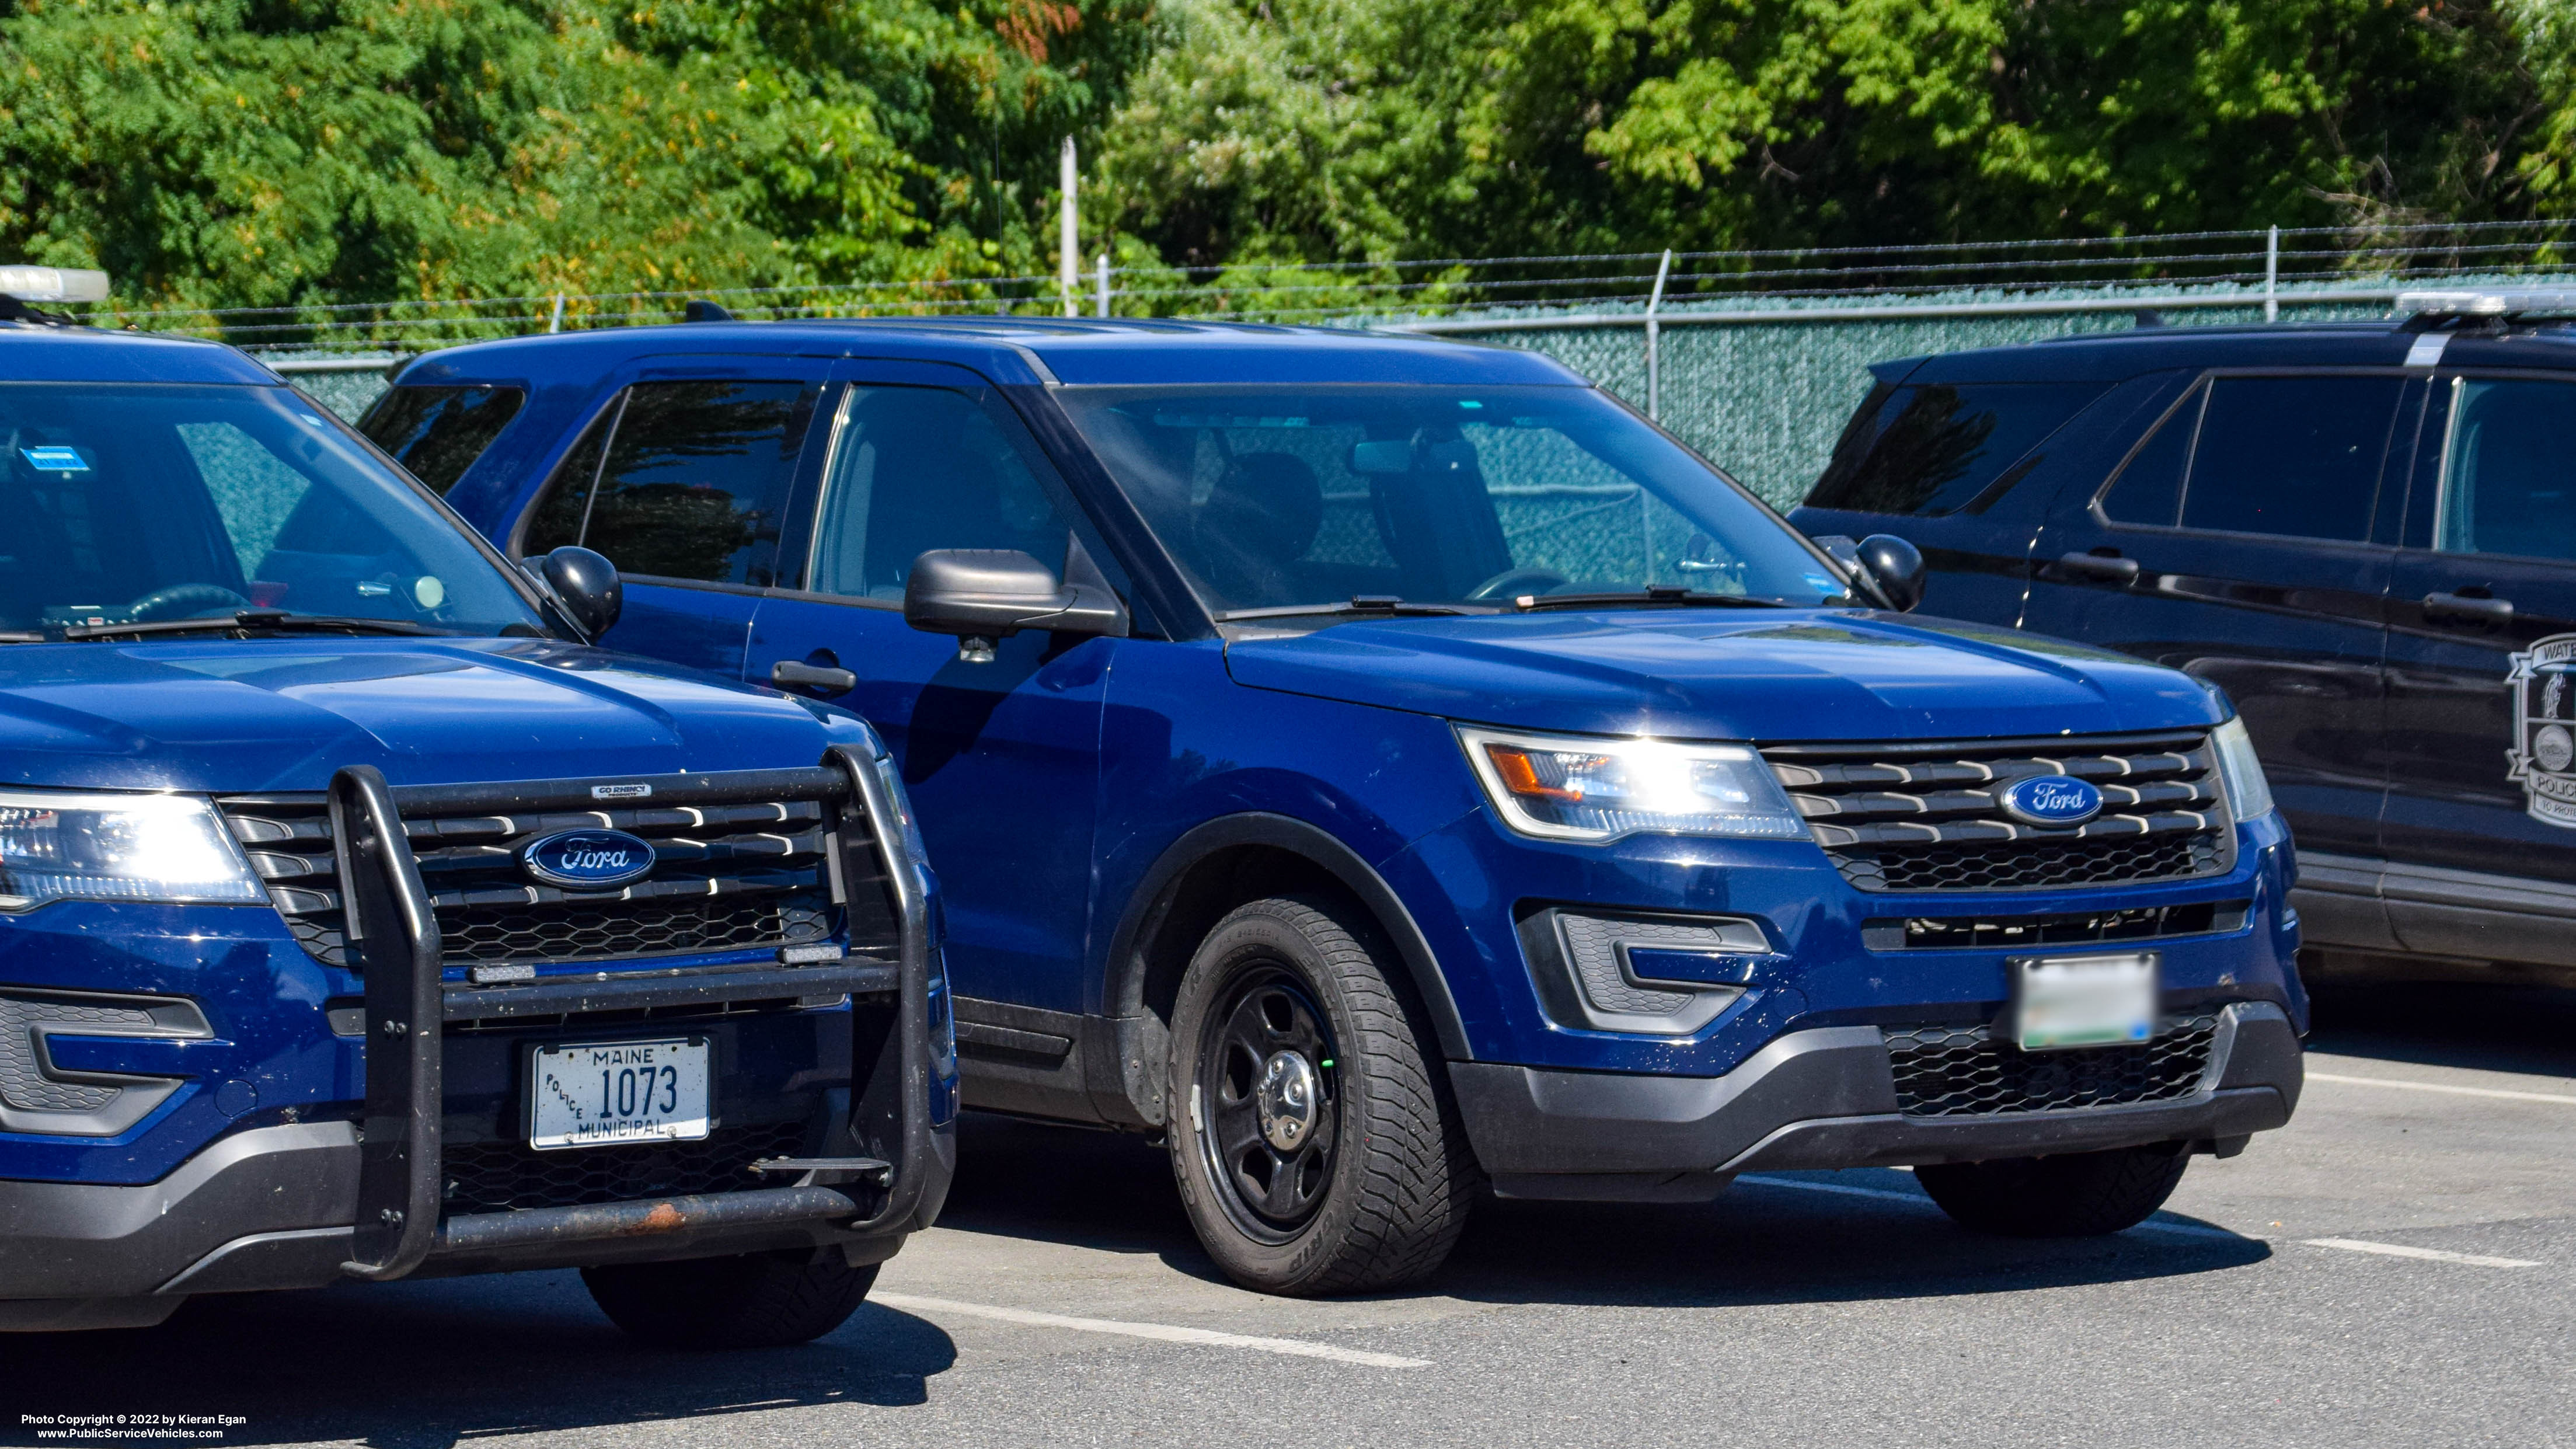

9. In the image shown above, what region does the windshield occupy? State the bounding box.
[0,382,544,636]
[1055,384,1852,615]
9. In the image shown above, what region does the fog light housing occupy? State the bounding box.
[1516,908,1780,1035]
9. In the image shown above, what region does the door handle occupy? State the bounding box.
[2422,591,2515,628]
[771,660,857,695]
[2051,551,2142,585]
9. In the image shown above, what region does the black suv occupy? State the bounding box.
[1790,290,2576,989]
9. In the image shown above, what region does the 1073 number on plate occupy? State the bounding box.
[528,1037,712,1150]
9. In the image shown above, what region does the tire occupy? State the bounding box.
[1166,894,1482,1297]
[581,1249,879,1349]
[1915,1143,2191,1238]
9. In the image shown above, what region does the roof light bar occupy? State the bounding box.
[0,266,109,304]
[2399,287,2576,317]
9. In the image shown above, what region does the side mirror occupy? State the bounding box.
[1855,533,1926,612]
[902,545,1127,663]
[523,545,622,639]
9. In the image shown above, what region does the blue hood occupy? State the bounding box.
[0,639,862,793]
[1225,609,2222,741]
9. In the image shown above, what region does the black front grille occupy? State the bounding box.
[441,1121,809,1213]
[1865,900,2246,951]
[440,896,834,963]
[221,781,897,970]
[1765,732,2233,893]
[1884,1013,2221,1117]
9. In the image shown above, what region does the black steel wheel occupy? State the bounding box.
[1166,894,1481,1296]
[1193,967,1341,1242]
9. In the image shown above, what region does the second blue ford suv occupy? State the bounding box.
[381,318,2305,1295]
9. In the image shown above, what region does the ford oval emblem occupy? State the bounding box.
[520,828,656,890]
[2000,774,2103,827]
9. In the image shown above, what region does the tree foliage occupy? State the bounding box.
[8,0,2576,312]
[0,0,1148,311]
[1100,0,2557,265]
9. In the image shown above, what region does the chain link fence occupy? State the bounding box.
[88,220,2576,509]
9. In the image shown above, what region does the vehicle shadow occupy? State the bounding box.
[2303,978,2576,1080]
[931,1113,2270,1311]
[1,1269,956,1448]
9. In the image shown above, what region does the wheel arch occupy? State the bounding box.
[1101,813,1475,1074]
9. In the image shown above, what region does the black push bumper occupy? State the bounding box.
[0,748,956,1333]
[0,1113,951,1332]
[1454,1001,2302,1203]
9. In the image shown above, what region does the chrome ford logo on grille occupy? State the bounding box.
[2000,775,2103,827]
[520,828,655,890]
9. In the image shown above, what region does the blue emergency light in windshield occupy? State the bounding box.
[19,446,86,472]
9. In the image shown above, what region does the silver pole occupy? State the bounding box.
[1059,138,1079,318]
[1646,248,1673,422]
[2264,227,2279,323]
[1097,253,1111,318]
[548,294,564,333]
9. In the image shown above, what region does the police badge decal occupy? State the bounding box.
[2509,633,2576,828]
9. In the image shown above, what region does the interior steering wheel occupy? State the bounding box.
[1465,567,1570,602]
[126,584,253,622]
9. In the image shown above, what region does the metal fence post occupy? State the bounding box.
[1097,254,1111,318]
[1059,138,1079,319]
[2265,227,2279,323]
[1646,249,1673,422]
[548,294,564,333]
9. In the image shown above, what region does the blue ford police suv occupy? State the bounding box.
[378,314,2305,1295]
[0,278,954,1342]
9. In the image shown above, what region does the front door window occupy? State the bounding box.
[808,385,1075,597]
[2434,378,2576,563]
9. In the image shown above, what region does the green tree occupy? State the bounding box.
[0,0,1148,319]
[1101,0,2547,266]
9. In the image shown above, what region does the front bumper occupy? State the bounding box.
[1453,1000,2301,1203]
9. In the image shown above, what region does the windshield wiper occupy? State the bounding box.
[62,610,451,641]
[1216,594,1496,622]
[1511,586,1793,612]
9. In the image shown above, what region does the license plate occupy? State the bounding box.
[2011,952,2159,1051]
[527,1037,712,1150]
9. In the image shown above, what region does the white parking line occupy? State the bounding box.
[2306,1071,2576,1107]
[1741,1172,2546,1266]
[871,1291,1433,1369]
[2299,1238,2542,1269]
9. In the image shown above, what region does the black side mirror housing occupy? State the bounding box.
[522,545,623,639]
[901,544,1128,663]
[1855,533,1926,612]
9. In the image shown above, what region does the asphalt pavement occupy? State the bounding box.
[9,979,2573,1449]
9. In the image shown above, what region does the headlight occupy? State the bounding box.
[0,791,264,911]
[1458,726,1810,842]
[2209,717,2276,822]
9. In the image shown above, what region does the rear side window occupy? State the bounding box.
[358,385,525,494]
[521,380,814,584]
[2101,375,2401,542]
[1805,380,2104,516]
